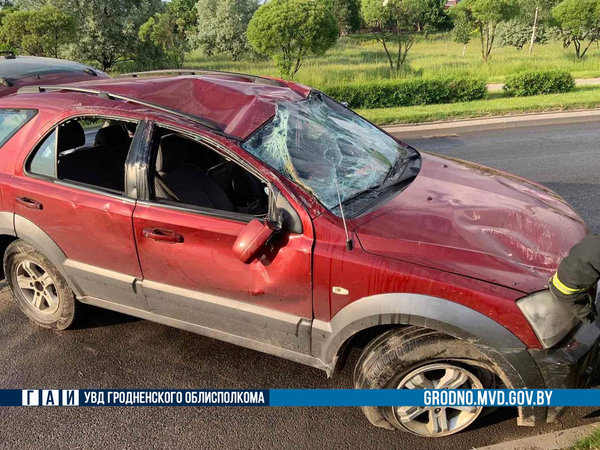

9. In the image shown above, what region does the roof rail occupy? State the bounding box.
[118,69,286,88]
[17,85,227,136]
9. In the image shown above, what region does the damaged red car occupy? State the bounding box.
[0,71,596,437]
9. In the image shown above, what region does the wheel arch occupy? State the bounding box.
[0,212,17,280]
[11,214,82,297]
[312,293,548,426]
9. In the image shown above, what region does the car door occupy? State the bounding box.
[131,124,314,353]
[10,114,147,310]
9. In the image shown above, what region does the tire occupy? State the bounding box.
[354,326,497,437]
[4,239,77,330]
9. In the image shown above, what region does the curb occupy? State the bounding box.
[382,108,600,139]
[477,422,600,450]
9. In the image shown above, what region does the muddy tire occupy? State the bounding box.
[4,239,77,330]
[354,326,496,437]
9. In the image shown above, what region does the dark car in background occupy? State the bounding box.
[0,52,108,97]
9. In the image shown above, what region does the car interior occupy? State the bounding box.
[29,118,269,217]
[55,117,137,193]
[151,128,269,217]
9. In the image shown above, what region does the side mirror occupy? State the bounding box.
[233,220,276,263]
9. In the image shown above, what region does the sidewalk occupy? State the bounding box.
[478,422,600,450]
[383,108,600,139]
[488,77,600,92]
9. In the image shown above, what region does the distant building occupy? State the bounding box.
[445,0,461,7]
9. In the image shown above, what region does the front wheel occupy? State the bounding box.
[4,239,77,330]
[354,326,496,437]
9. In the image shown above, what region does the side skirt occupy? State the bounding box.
[77,295,333,375]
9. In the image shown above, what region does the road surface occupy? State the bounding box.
[1,121,600,450]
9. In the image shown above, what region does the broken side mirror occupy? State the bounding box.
[232,219,281,264]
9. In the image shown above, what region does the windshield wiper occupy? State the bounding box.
[338,185,381,208]
[382,152,420,189]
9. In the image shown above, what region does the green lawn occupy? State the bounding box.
[569,429,600,450]
[184,33,600,87]
[358,85,600,126]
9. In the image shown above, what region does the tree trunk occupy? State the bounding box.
[479,24,486,60]
[462,43,467,57]
[528,6,539,56]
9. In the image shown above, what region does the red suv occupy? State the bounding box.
[0,72,596,437]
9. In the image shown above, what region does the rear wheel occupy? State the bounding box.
[4,240,77,330]
[354,326,496,437]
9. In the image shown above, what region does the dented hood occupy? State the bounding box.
[353,152,588,293]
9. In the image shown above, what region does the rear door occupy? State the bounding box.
[11,114,147,309]
[131,124,314,353]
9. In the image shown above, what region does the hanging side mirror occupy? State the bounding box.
[233,220,280,263]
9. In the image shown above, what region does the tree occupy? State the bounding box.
[552,0,600,60]
[247,0,339,78]
[214,0,259,60]
[70,0,164,71]
[459,0,519,61]
[194,0,218,56]
[361,0,427,75]
[194,0,258,60]
[0,5,75,57]
[509,0,558,56]
[496,18,547,50]
[418,0,452,33]
[450,5,474,56]
[329,0,361,35]
[139,0,197,68]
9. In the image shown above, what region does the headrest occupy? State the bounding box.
[94,125,130,147]
[156,134,194,173]
[57,120,85,152]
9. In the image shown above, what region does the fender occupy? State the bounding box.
[0,211,15,236]
[311,293,547,425]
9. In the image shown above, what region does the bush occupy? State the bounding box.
[503,70,575,97]
[321,77,487,109]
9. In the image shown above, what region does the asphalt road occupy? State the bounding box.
[2,121,600,450]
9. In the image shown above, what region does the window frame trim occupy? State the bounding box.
[23,113,142,200]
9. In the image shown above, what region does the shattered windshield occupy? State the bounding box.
[242,93,412,213]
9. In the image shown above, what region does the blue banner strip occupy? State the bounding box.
[8,389,600,407]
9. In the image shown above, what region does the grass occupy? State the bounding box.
[181,34,600,125]
[569,429,600,450]
[358,85,600,126]
[184,33,600,88]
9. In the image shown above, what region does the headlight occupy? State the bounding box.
[516,290,579,349]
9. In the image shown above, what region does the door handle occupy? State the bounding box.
[142,228,183,244]
[16,196,43,210]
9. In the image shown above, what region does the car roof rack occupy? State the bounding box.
[117,69,286,88]
[17,85,227,136]
[0,51,16,60]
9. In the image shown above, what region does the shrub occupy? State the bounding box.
[321,77,487,109]
[503,70,575,97]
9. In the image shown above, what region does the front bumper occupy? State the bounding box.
[528,319,600,421]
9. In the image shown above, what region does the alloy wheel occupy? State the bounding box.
[393,363,484,437]
[15,260,59,315]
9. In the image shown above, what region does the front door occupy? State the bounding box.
[132,125,314,352]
